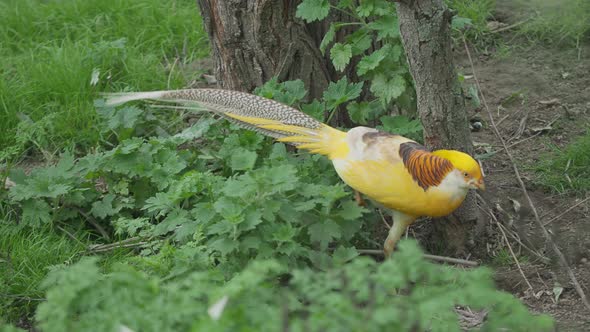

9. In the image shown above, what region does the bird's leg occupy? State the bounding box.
[383,212,415,258]
[354,190,366,207]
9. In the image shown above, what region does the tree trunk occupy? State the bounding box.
[395,0,480,255]
[195,0,334,100]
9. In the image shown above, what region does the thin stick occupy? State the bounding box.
[56,225,86,247]
[463,37,590,311]
[489,18,532,34]
[496,107,524,127]
[495,215,534,291]
[475,194,550,263]
[476,200,534,289]
[88,237,145,252]
[496,217,550,263]
[77,208,110,240]
[89,242,148,253]
[357,249,479,267]
[543,196,590,226]
[378,209,391,229]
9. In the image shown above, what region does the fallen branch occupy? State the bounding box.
[88,237,147,253]
[56,225,86,247]
[463,37,590,311]
[76,208,111,241]
[489,18,532,34]
[543,196,590,226]
[478,203,534,291]
[476,194,550,264]
[357,249,479,267]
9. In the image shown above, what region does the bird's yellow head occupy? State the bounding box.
[432,149,485,190]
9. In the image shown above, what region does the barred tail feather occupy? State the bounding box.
[101,88,348,159]
[102,91,168,107]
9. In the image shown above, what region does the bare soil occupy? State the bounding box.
[454,15,590,331]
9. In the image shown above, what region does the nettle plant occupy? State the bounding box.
[6,86,374,273]
[296,0,422,141]
[31,241,553,332]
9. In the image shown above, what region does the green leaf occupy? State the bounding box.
[338,200,365,220]
[451,16,472,30]
[154,209,191,236]
[301,99,325,121]
[332,246,359,265]
[108,106,143,130]
[273,223,298,243]
[309,220,341,250]
[254,78,308,106]
[222,175,257,198]
[368,15,400,40]
[346,29,373,56]
[337,0,354,9]
[347,101,373,125]
[370,73,406,104]
[357,46,389,76]
[323,78,364,110]
[330,43,353,72]
[296,0,330,22]
[320,24,337,54]
[282,80,308,103]
[214,196,245,225]
[230,150,257,171]
[240,208,263,231]
[209,237,239,255]
[378,115,422,138]
[91,193,120,219]
[356,0,374,17]
[20,199,52,227]
[263,164,299,193]
[113,217,150,237]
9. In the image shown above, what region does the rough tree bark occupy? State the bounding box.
[195,0,334,100]
[395,0,480,255]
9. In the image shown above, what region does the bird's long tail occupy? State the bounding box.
[102,89,347,159]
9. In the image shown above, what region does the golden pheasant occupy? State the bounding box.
[105,89,485,257]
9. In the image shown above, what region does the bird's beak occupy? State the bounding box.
[476,179,485,191]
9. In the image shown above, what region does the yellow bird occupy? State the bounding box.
[105,89,485,257]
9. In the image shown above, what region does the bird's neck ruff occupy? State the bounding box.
[399,143,454,191]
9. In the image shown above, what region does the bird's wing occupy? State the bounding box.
[332,127,461,217]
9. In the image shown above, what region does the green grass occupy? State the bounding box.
[518,0,590,48]
[0,0,209,162]
[0,225,131,323]
[534,132,590,194]
[447,0,496,43]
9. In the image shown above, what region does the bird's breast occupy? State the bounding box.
[332,159,468,217]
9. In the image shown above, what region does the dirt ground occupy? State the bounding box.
[452,6,590,330]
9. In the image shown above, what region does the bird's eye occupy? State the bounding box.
[463,172,469,177]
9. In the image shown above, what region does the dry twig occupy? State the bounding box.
[378,209,391,229]
[477,199,534,290]
[489,18,532,34]
[463,37,590,311]
[357,249,479,267]
[543,196,590,226]
[77,208,110,240]
[88,237,147,253]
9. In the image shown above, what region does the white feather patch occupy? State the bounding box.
[208,295,229,321]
